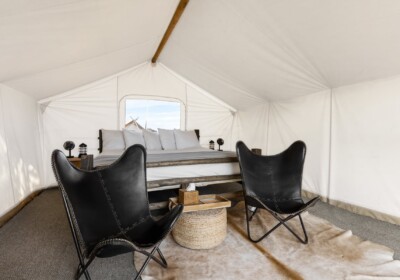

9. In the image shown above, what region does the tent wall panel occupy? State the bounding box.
[117,63,236,143]
[0,87,15,216]
[0,85,42,215]
[267,91,331,196]
[117,63,187,129]
[40,63,236,187]
[117,63,187,103]
[186,86,235,150]
[331,77,400,218]
[235,103,270,154]
[42,78,118,186]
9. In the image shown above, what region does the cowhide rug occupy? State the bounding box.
[138,202,400,280]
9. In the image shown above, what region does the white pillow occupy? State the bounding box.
[123,129,146,148]
[143,130,162,150]
[158,128,176,150]
[174,130,200,149]
[101,129,125,151]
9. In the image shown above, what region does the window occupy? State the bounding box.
[125,99,181,131]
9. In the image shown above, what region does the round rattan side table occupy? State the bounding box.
[172,208,227,250]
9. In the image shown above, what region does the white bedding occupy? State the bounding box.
[94,147,240,190]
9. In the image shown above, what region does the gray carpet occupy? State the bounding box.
[0,188,399,279]
[309,200,400,260]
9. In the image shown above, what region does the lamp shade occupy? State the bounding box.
[63,141,75,158]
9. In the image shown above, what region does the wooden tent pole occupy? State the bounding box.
[151,0,189,63]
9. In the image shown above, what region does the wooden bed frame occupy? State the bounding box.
[94,129,240,190]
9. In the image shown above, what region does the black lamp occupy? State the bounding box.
[63,141,75,158]
[217,138,224,151]
[78,143,87,158]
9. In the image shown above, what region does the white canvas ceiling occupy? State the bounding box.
[2,0,400,108]
[0,0,179,100]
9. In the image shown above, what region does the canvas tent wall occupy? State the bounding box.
[0,85,42,217]
[1,0,400,225]
[39,62,236,186]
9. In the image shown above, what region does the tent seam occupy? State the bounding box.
[327,89,333,203]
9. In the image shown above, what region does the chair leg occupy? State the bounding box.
[131,252,141,280]
[76,263,91,280]
[249,207,258,221]
[246,214,285,243]
[134,244,165,280]
[245,205,283,243]
[136,247,168,268]
[75,255,96,280]
[156,248,168,267]
[279,214,308,244]
[245,206,309,244]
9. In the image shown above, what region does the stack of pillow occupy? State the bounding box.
[101,128,201,152]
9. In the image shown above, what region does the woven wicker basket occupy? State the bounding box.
[172,208,227,250]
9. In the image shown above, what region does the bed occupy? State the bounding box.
[94,129,241,191]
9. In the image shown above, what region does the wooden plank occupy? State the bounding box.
[68,157,81,168]
[219,190,244,200]
[0,189,43,228]
[151,0,190,63]
[169,194,231,213]
[149,190,243,211]
[146,157,238,168]
[147,174,241,188]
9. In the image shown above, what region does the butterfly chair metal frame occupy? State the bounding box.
[236,141,319,244]
[52,145,183,280]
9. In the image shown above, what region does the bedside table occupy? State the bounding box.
[68,157,81,168]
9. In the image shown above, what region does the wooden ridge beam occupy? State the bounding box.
[151,0,189,63]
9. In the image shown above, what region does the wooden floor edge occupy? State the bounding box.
[302,189,400,226]
[0,189,45,228]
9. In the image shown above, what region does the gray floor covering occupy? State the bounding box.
[0,188,399,279]
[308,200,400,260]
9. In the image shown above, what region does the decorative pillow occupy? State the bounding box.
[101,129,125,151]
[174,129,201,149]
[143,130,162,150]
[123,129,146,148]
[158,128,176,150]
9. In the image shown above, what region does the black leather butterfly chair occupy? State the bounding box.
[236,141,319,244]
[52,145,183,280]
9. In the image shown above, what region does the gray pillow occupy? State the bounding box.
[174,129,201,149]
[101,129,125,151]
[158,128,176,150]
[143,130,162,150]
[123,129,146,148]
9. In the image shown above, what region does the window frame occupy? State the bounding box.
[119,95,186,130]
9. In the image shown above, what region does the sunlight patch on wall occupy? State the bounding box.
[11,157,41,202]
